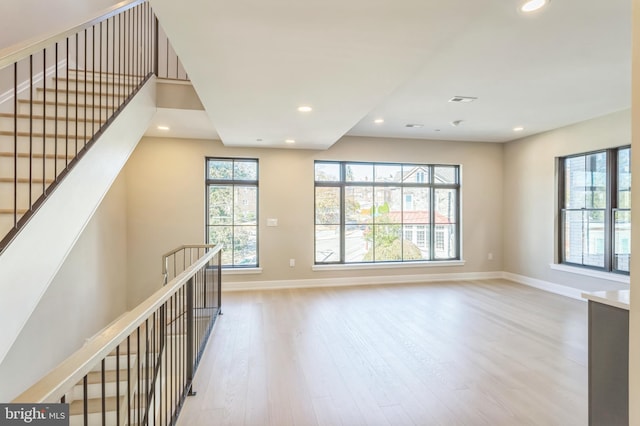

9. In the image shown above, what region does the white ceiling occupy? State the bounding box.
[148,0,631,149]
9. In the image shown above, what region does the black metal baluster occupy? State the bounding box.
[172,294,176,414]
[75,33,79,156]
[165,33,169,79]
[127,335,131,426]
[101,358,106,426]
[128,9,132,89]
[84,29,87,151]
[83,375,88,426]
[54,43,58,179]
[91,26,95,142]
[42,48,46,195]
[111,17,115,117]
[137,327,141,426]
[13,63,17,228]
[145,318,150,422]
[116,344,121,425]
[119,13,122,109]
[65,38,69,168]
[29,55,33,209]
[99,21,103,131]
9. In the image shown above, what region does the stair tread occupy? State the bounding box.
[38,88,128,97]
[0,151,75,159]
[69,395,123,415]
[0,130,87,139]
[0,177,54,184]
[0,112,103,123]
[0,208,28,214]
[84,369,131,385]
[18,99,116,108]
[54,77,138,87]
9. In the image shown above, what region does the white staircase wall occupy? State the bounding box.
[0,173,129,402]
[0,78,156,367]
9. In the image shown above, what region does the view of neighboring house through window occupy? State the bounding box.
[206,158,258,267]
[314,161,460,264]
[559,146,630,274]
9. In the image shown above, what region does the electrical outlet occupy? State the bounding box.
[289,259,295,267]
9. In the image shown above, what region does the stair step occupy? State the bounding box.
[85,369,131,385]
[0,208,28,214]
[69,395,122,416]
[0,130,87,140]
[0,177,54,184]
[53,77,139,90]
[38,87,129,98]
[16,100,110,118]
[0,151,75,159]
[0,112,103,124]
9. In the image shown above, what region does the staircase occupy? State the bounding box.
[0,0,163,369]
[0,70,136,241]
[62,279,218,425]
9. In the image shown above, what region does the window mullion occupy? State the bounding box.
[429,184,435,261]
[604,149,614,271]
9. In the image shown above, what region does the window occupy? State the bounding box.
[558,147,630,274]
[206,158,258,267]
[314,161,460,264]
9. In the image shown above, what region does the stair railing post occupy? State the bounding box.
[153,16,159,76]
[186,276,196,396]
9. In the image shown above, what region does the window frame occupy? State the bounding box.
[557,146,630,275]
[205,157,259,268]
[314,160,461,265]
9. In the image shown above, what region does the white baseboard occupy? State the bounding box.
[223,270,588,301]
[501,272,586,301]
[223,271,504,292]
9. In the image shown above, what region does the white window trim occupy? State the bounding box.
[222,267,263,275]
[313,260,465,272]
[549,263,629,284]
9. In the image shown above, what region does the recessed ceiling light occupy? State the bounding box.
[374,118,384,124]
[448,96,477,103]
[157,125,170,131]
[405,124,423,128]
[285,139,296,144]
[521,0,549,13]
[513,126,525,132]
[297,106,312,112]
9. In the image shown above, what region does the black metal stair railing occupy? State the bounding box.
[0,0,188,253]
[12,244,223,426]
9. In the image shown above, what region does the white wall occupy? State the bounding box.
[0,173,129,402]
[503,109,631,292]
[0,0,122,51]
[124,135,504,305]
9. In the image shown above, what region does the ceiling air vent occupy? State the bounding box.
[448,96,477,103]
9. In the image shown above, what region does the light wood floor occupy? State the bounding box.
[177,279,587,426]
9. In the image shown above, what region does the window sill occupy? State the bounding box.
[312,260,465,272]
[549,263,629,284]
[222,267,263,275]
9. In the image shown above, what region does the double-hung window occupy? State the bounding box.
[558,146,630,274]
[314,161,460,264]
[206,158,258,267]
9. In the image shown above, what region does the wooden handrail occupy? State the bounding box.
[162,244,218,284]
[12,243,222,404]
[0,0,144,70]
